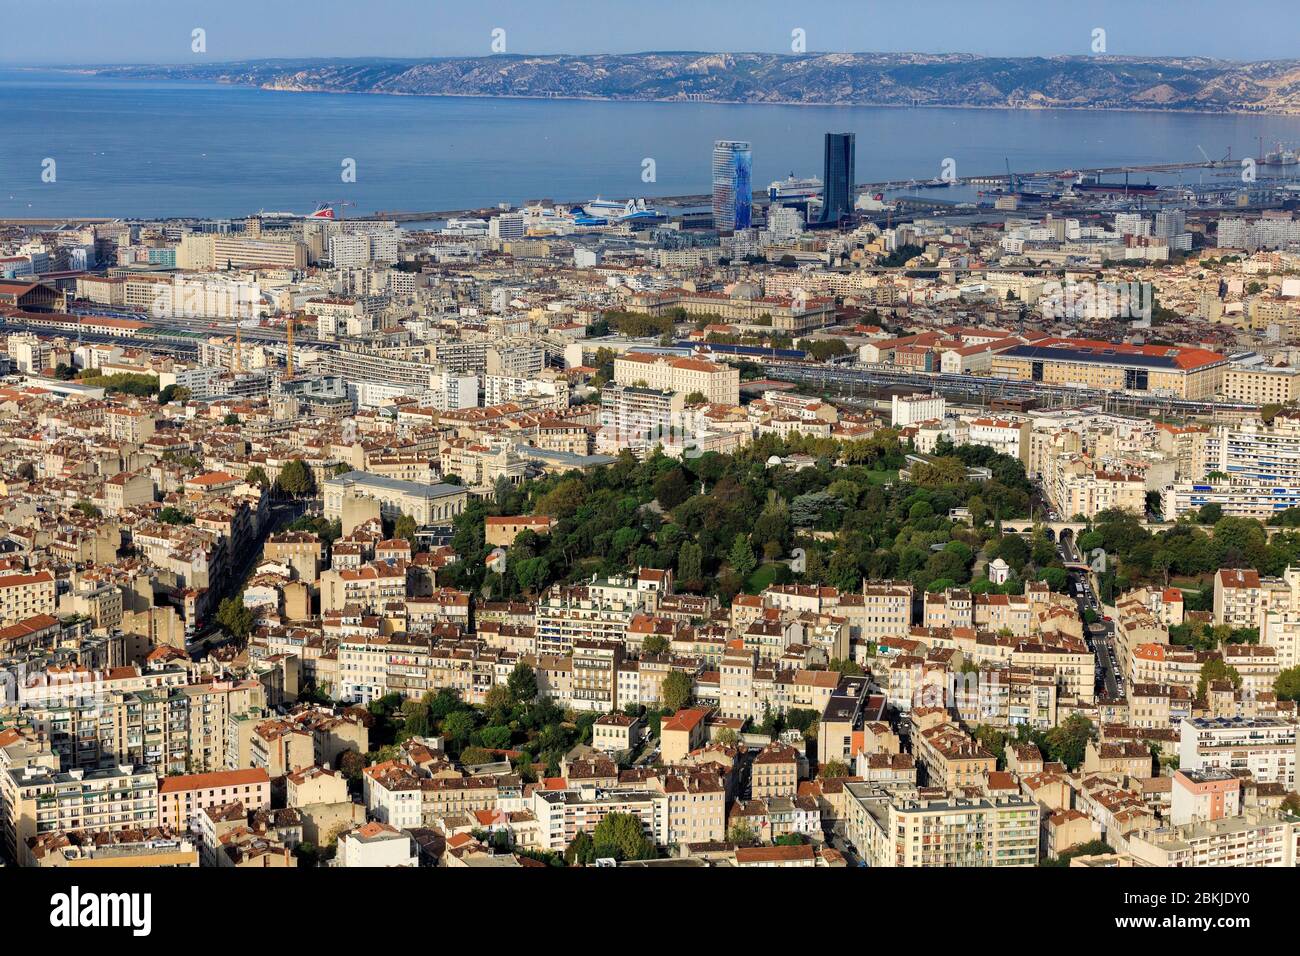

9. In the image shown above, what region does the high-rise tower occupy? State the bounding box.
[820,132,856,224]
[712,140,753,232]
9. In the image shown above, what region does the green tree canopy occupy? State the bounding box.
[1198,658,1243,699]
[1276,666,1300,702]
[590,812,655,861]
[275,459,316,497]
[216,595,254,640]
[661,670,693,712]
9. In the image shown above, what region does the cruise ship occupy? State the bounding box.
[441,218,488,236]
[768,175,823,202]
[572,197,660,225]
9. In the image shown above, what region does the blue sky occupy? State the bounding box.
[0,0,1296,63]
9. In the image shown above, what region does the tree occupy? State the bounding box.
[661,670,693,712]
[829,657,864,676]
[642,634,670,655]
[1274,666,1300,702]
[591,812,655,861]
[1040,839,1114,867]
[1044,714,1093,771]
[752,495,791,556]
[442,710,477,751]
[507,662,538,706]
[158,383,190,404]
[676,541,703,585]
[652,468,691,510]
[727,822,759,845]
[158,506,193,526]
[223,413,240,426]
[535,478,586,520]
[1038,567,1068,592]
[458,746,496,767]
[1197,658,1243,699]
[215,595,254,639]
[73,500,102,519]
[514,556,550,594]
[821,759,850,778]
[275,459,315,497]
[393,514,418,543]
[478,725,512,751]
[1197,503,1224,525]
[245,465,269,489]
[337,749,367,782]
[728,532,756,580]
[564,831,596,866]
[15,461,35,481]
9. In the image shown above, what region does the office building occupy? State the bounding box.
[712,140,753,232]
[820,132,856,224]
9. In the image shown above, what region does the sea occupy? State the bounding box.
[4,67,1300,221]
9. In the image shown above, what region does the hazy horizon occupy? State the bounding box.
[0,0,1296,65]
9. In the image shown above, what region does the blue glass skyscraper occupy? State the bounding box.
[820,132,856,224]
[712,140,752,232]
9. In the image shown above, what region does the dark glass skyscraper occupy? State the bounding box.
[712,140,753,232]
[820,132,856,224]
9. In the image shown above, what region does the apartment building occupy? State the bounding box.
[1178,717,1299,789]
[1220,367,1300,406]
[751,742,801,799]
[1162,477,1300,522]
[320,562,409,615]
[0,570,57,625]
[263,531,323,583]
[843,783,1039,868]
[613,352,740,405]
[966,416,1031,462]
[534,580,644,657]
[3,765,159,858]
[24,827,198,868]
[1125,812,1292,867]
[530,785,667,851]
[178,233,308,270]
[836,581,915,649]
[913,720,997,790]
[1169,768,1240,826]
[1042,453,1145,518]
[598,382,686,457]
[570,639,624,713]
[157,768,272,830]
[1214,567,1288,629]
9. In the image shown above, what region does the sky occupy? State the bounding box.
[0,0,1297,64]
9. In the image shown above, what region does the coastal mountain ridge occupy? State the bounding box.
[79,51,1300,112]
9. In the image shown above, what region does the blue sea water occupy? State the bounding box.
[3,68,1300,219]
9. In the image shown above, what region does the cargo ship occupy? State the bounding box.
[1262,143,1299,166]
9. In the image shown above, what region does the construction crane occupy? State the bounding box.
[284,311,302,378]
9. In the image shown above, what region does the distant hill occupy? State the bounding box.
[82,52,1300,113]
